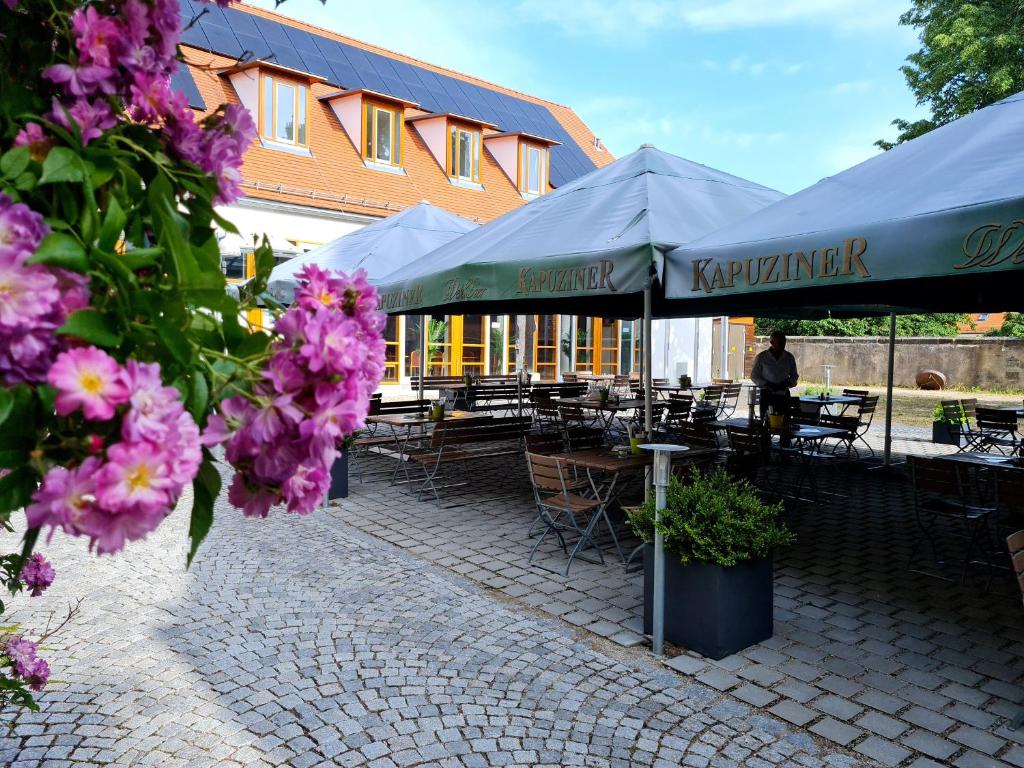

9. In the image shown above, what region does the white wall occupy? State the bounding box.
[228,70,259,116]
[650,317,714,382]
[484,135,518,186]
[216,199,370,255]
[411,117,446,172]
[326,94,362,154]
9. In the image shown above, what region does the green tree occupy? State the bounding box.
[987,312,1024,336]
[877,1,1024,149]
[755,314,968,337]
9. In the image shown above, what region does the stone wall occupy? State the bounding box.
[755,336,1024,389]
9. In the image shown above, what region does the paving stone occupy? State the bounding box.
[768,701,816,727]
[949,726,1006,756]
[854,735,912,767]
[811,695,863,722]
[809,718,862,747]
[902,730,960,761]
[731,684,778,708]
[855,712,908,739]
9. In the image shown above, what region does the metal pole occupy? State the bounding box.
[419,314,427,404]
[719,315,730,380]
[644,289,653,436]
[883,312,896,466]
[653,476,666,657]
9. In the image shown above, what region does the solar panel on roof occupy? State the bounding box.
[169,64,206,110]
[178,0,597,186]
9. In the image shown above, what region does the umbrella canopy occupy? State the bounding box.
[663,91,1024,316]
[376,145,784,316]
[266,201,477,304]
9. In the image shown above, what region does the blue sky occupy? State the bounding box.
[248,0,928,194]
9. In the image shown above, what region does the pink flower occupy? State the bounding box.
[13,123,52,162]
[48,97,118,145]
[282,462,330,515]
[129,71,172,123]
[0,255,60,328]
[43,63,116,97]
[0,192,49,263]
[26,458,102,538]
[94,442,174,513]
[120,360,184,442]
[20,553,55,597]
[24,658,49,691]
[228,475,276,518]
[49,347,129,420]
[5,637,36,673]
[71,6,123,69]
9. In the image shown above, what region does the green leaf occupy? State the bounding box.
[57,309,122,347]
[27,232,87,272]
[156,321,192,367]
[0,468,36,518]
[188,371,209,422]
[39,147,85,184]
[14,171,36,191]
[0,147,29,180]
[98,195,126,252]
[187,456,220,567]
[0,389,12,427]
[233,331,271,359]
[117,246,161,271]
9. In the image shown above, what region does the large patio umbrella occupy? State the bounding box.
[267,200,477,402]
[266,200,477,304]
[664,90,1024,460]
[376,145,784,318]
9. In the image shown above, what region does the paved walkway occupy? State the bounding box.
[1,480,868,767]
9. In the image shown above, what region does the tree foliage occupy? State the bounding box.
[878,0,1024,149]
[987,312,1024,337]
[754,314,969,337]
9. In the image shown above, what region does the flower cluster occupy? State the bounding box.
[27,0,254,203]
[3,636,49,691]
[20,554,55,597]
[0,194,90,385]
[27,349,202,554]
[209,266,386,517]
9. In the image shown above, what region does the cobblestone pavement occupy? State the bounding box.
[337,422,1024,767]
[1,476,871,767]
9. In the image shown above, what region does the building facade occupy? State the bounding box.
[176,0,713,386]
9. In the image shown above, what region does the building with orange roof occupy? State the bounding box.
[173,0,714,385]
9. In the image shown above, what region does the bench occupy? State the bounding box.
[466,384,524,415]
[410,416,533,504]
[529,382,587,400]
[408,374,517,391]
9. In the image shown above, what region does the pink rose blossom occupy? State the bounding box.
[49,347,129,420]
[71,6,123,69]
[5,637,36,672]
[20,553,55,597]
[24,658,50,691]
[43,63,116,97]
[27,458,102,539]
[94,442,174,513]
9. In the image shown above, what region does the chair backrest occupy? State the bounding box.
[652,378,669,387]
[959,398,978,422]
[712,378,733,384]
[525,451,571,497]
[726,425,763,457]
[677,422,718,449]
[525,431,565,455]
[976,406,1018,432]
[842,388,869,400]
[1007,529,1024,606]
[534,402,562,427]
[701,385,724,404]
[558,404,587,425]
[613,374,630,387]
[664,398,692,421]
[377,398,431,415]
[856,395,880,424]
[908,455,962,500]
[368,393,383,416]
[561,372,579,383]
[564,427,604,451]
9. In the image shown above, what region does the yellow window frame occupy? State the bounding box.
[446,122,481,183]
[362,99,403,167]
[574,317,619,375]
[259,74,309,147]
[518,142,547,195]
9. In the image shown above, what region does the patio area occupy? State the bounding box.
[337,421,1024,767]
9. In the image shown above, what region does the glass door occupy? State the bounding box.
[505,316,519,374]
[600,319,620,375]
[382,315,400,383]
[426,316,453,376]
[405,315,422,381]
[459,315,486,378]
[534,315,559,381]
[574,317,596,374]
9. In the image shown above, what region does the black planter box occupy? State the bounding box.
[643,544,773,659]
[328,451,349,500]
[932,421,961,446]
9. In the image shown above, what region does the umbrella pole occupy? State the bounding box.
[419,314,427,405]
[643,289,654,500]
[883,312,896,466]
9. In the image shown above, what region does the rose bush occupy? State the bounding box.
[0,0,384,710]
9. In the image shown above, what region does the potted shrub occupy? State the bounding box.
[932,403,963,446]
[627,469,794,659]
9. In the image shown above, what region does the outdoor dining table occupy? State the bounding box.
[650,383,712,400]
[366,410,492,481]
[797,394,864,422]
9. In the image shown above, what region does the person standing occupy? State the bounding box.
[751,331,799,425]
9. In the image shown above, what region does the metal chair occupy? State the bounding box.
[725,424,765,483]
[908,455,996,582]
[524,452,621,575]
[718,383,743,418]
[975,407,1020,454]
[829,395,879,458]
[561,372,579,383]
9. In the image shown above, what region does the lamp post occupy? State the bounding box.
[638,442,689,657]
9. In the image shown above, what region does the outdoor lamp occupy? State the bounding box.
[639,443,689,657]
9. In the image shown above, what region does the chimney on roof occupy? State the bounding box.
[640,143,655,149]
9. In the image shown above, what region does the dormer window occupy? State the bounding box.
[519,143,547,196]
[262,75,308,146]
[221,61,323,156]
[449,124,481,183]
[363,101,403,167]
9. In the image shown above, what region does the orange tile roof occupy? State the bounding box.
[181,3,613,224]
[959,312,1007,334]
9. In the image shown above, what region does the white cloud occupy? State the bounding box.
[831,80,875,96]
